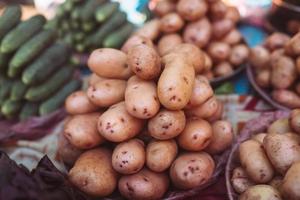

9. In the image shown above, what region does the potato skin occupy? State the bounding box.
[88,73,106,86]
[256,69,271,88]
[98,102,144,142]
[281,161,300,200]
[271,56,296,89]
[69,148,118,197]
[153,0,176,17]
[185,96,219,119]
[178,118,213,151]
[267,118,291,135]
[229,44,249,66]
[252,133,267,144]
[135,19,161,41]
[176,0,208,21]
[160,12,184,33]
[118,168,169,200]
[157,33,182,56]
[125,76,160,119]
[239,140,274,183]
[207,42,231,62]
[64,112,104,149]
[87,79,126,107]
[225,6,240,23]
[170,152,215,189]
[231,167,254,194]
[203,52,213,71]
[65,91,98,115]
[207,100,224,122]
[121,35,153,54]
[146,139,178,172]
[213,62,234,77]
[212,19,234,39]
[58,132,82,166]
[148,109,186,140]
[112,139,145,175]
[221,29,242,45]
[290,109,300,134]
[264,32,290,51]
[285,32,300,56]
[272,89,300,109]
[249,46,270,69]
[239,185,282,200]
[88,48,131,79]
[209,0,227,20]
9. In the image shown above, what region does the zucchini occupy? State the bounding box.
[10,80,28,101]
[25,66,74,102]
[0,5,22,41]
[22,42,70,85]
[0,52,10,71]
[39,79,81,115]
[80,0,106,22]
[103,23,135,48]
[0,15,46,53]
[8,29,57,78]
[19,102,39,120]
[1,99,22,118]
[95,2,119,23]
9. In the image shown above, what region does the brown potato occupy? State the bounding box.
[88,73,106,86]
[263,133,300,174]
[202,70,214,80]
[272,89,300,109]
[239,140,274,183]
[256,69,271,88]
[170,152,215,189]
[264,32,290,51]
[125,76,160,119]
[58,132,82,166]
[65,91,98,115]
[157,33,182,56]
[87,79,126,107]
[135,19,161,41]
[206,120,233,154]
[128,44,161,80]
[203,52,213,71]
[98,102,144,142]
[112,139,145,174]
[271,56,296,89]
[296,56,300,74]
[287,19,300,35]
[285,32,300,56]
[185,96,219,119]
[221,29,242,45]
[153,0,176,17]
[249,46,270,68]
[118,168,169,200]
[207,100,224,122]
[178,118,213,151]
[252,133,267,144]
[121,35,153,54]
[183,17,212,48]
[229,44,249,66]
[148,109,186,140]
[281,161,300,200]
[212,19,234,39]
[268,176,282,190]
[146,139,178,172]
[160,12,184,33]
[69,148,118,197]
[176,0,208,21]
[267,118,291,134]
[231,166,254,194]
[225,6,240,23]
[207,42,231,62]
[210,0,227,20]
[270,48,285,67]
[239,185,282,200]
[213,62,234,77]
[290,109,300,134]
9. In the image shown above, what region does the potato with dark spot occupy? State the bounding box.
[221,29,242,45]
[231,166,254,194]
[207,42,231,62]
[264,32,290,51]
[148,109,186,140]
[153,0,176,17]
[170,152,215,189]
[185,96,219,119]
[239,185,282,200]
[178,118,213,151]
[112,139,145,175]
[65,91,98,115]
[290,109,300,134]
[281,161,300,200]
[157,33,182,56]
[212,19,234,39]
[176,0,208,21]
[249,46,270,69]
[88,73,106,86]
[58,133,83,166]
[256,69,271,88]
[135,19,161,41]
[267,118,291,134]
[229,44,249,66]
[252,133,267,144]
[121,35,153,54]
[272,89,300,109]
[285,32,300,56]
[160,12,184,33]
[213,62,234,77]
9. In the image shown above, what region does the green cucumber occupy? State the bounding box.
[44,17,60,30]
[62,0,74,12]
[95,2,119,23]
[103,23,135,48]
[0,5,22,41]
[61,20,71,32]
[70,20,80,29]
[74,32,85,42]
[71,7,81,20]
[0,78,13,105]
[82,21,96,33]
[75,43,85,53]
[10,80,28,101]
[25,66,74,102]
[80,0,107,22]
[19,102,39,120]
[62,33,74,47]
[0,15,46,53]
[1,99,22,118]
[22,42,70,85]
[0,52,10,71]
[39,79,81,115]
[8,29,57,78]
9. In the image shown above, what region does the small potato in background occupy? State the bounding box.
[203,70,214,81]
[160,12,184,33]
[290,109,300,134]
[221,29,242,45]
[229,44,249,66]
[264,32,290,51]
[296,56,300,74]
[225,6,240,24]
[270,48,285,67]
[281,161,300,200]
[212,19,234,39]
[207,42,231,62]
[239,185,282,200]
[121,35,153,54]
[209,0,228,20]
[203,52,213,72]
[65,91,98,115]
[272,89,300,109]
[231,166,254,194]
[176,0,208,21]
[135,19,161,41]
[285,32,300,56]
[157,33,183,56]
[256,69,271,88]
[249,46,270,69]
[213,62,234,77]
[153,0,176,17]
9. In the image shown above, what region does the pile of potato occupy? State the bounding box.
[61,37,234,199]
[250,32,300,109]
[231,109,300,200]
[133,0,249,80]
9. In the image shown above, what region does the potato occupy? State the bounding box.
[185,96,219,119]
[127,44,161,80]
[135,19,161,41]
[287,20,300,35]
[296,82,300,95]
[252,133,267,144]
[157,33,182,56]
[249,46,270,68]
[225,6,240,23]
[148,109,185,140]
[207,100,224,122]
[267,118,291,134]
[290,109,300,134]
[203,70,214,80]
[118,168,169,200]
[160,12,184,33]
[125,76,160,119]
[176,0,208,21]
[239,140,274,183]
[231,166,254,194]
[112,139,145,174]
[285,32,300,56]
[207,42,231,62]
[58,132,82,166]
[212,19,234,39]
[153,0,176,17]
[88,73,106,86]
[268,176,282,190]
[256,69,271,88]
[206,120,233,154]
[296,56,300,74]
[264,32,290,51]
[121,35,153,54]
[213,62,234,77]
[146,139,178,172]
[183,17,212,48]
[271,56,297,89]
[88,48,132,79]
[239,185,282,200]
[281,161,300,200]
[272,89,300,109]
[98,102,144,142]
[170,152,215,189]
[186,75,213,108]
[64,112,104,149]
[263,133,300,174]
[221,29,242,45]
[203,52,213,71]
[65,91,98,115]
[229,44,249,66]
[87,79,126,107]
[158,54,195,110]
[270,48,285,67]
[69,148,118,197]
[178,118,213,151]
[209,0,227,20]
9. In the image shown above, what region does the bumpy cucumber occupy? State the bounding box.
[0,5,22,41]
[95,2,119,23]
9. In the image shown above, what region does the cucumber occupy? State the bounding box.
[25,66,74,102]
[74,32,85,42]
[1,99,22,118]
[69,55,80,65]
[0,5,22,41]
[61,20,71,32]
[0,78,13,105]
[0,52,10,71]
[39,79,81,115]
[0,15,46,53]
[71,7,81,20]
[80,0,106,22]
[75,43,85,53]
[82,21,96,33]
[103,23,135,48]
[62,0,74,12]
[22,42,70,85]
[44,17,60,30]
[19,102,39,120]
[95,2,119,23]
[62,33,74,47]
[70,20,80,29]
[10,80,28,101]
[8,29,57,78]
[85,11,127,48]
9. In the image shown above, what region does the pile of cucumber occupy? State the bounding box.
[47,0,136,53]
[0,5,81,120]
